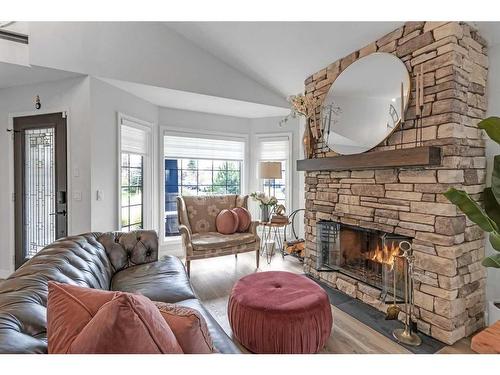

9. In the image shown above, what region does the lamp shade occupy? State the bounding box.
[259,161,282,179]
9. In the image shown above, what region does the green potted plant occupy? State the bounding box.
[444,116,500,324]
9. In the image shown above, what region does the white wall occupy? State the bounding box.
[486,44,500,315]
[0,76,91,277]
[28,22,287,109]
[89,78,159,232]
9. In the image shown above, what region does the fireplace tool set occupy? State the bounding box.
[387,240,422,346]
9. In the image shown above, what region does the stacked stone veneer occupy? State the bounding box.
[303,22,488,344]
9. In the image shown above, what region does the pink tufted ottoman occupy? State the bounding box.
[228,271,333,354]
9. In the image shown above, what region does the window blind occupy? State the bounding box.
[121,122,149,155]
[259,137,289,160]
[164,135,245,161]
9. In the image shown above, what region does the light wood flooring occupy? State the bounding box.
[162,245,474,354]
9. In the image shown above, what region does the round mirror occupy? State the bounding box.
[322,53,410,155]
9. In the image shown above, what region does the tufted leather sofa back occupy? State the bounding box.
[0,230,158,353]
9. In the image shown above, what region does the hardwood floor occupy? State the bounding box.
[161,245,474,354]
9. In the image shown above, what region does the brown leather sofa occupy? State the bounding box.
[0,230,240,354]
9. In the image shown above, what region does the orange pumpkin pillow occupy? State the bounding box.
[232,207,251,232]
[155,302,216,353]
[216,209,239,234]
[47,282,183,354]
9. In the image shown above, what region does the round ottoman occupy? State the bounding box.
[228,271,333,354]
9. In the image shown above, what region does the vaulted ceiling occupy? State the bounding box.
[167,22,403,96]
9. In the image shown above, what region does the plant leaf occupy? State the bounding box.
[490,232,500,252]
[478,116,500,144]
[444,188,498,232]
[482,253,500,268]
[485,188,500,228]
[492,155,500,205]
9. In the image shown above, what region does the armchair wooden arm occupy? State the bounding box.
[178,224,194,257]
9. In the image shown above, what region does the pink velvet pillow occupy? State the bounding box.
[232,207,251,232]
[47,282,183,354]
[155,302,216,354]
[216,209,239,234]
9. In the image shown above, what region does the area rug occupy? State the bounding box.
[311,277,446,354]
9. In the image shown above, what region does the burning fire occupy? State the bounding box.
[368,242,401,270]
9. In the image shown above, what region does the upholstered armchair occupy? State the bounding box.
[177,195,260,275]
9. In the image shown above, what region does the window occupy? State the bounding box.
[163,134,245,237]
[258,136,290,209]
[119,115,152,232]
[121,153,144,231]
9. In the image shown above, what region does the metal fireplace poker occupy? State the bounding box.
[392,240,422,347]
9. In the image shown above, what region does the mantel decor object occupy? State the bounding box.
[279,94,320,158]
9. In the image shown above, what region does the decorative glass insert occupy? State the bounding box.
[24,128,55,258]
[121,153,144,231]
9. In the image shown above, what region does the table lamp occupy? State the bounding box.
[259,161,282,197]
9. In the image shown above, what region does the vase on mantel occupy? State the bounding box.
[261,206,270,223]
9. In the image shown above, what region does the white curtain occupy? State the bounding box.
[164,134,245,161]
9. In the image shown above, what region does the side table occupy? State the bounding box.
[258,221,289,264]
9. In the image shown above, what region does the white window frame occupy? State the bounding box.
[117,113,155,231]
[159,126,249,245]
[255,132,293,215]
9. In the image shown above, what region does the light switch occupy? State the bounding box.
[73,167,80,178]
[96,190,104,201]
[73,191,82,201]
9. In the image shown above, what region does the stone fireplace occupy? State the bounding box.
[316,221,408,301]
[301,22,488,345]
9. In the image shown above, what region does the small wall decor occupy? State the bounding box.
[35,95,41,110]
[279,94,320,129]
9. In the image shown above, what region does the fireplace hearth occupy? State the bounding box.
[316,221,410,302]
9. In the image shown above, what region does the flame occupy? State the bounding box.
[368,242,401,270]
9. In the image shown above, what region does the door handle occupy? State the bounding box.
[49,210,67,216]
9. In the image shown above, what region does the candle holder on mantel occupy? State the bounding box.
[392,241,422,347]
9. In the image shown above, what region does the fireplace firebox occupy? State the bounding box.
[316,221,410,301]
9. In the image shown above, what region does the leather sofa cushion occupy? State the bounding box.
[111,256,195,303]
[155,302,216,354]
[0,234,114,354]
[98,230,158,272]
[47,282,183,354]
[176,298,241,354]
[192,232,256,251]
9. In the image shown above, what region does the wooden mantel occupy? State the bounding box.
[297,146,441,172]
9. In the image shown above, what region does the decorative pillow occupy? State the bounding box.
[232,207,252,232]
[154,302,216,354]
[47,282,183,354]
[216,209,239,234]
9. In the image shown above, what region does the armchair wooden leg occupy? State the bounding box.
[235,253,238,259]
[186,260,191,277]
[256,249,260,269]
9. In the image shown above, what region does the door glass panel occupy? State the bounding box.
[24,128,55,258]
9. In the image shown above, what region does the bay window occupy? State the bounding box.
[163,133,245,238]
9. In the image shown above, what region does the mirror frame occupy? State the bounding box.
[321,52,411,155]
